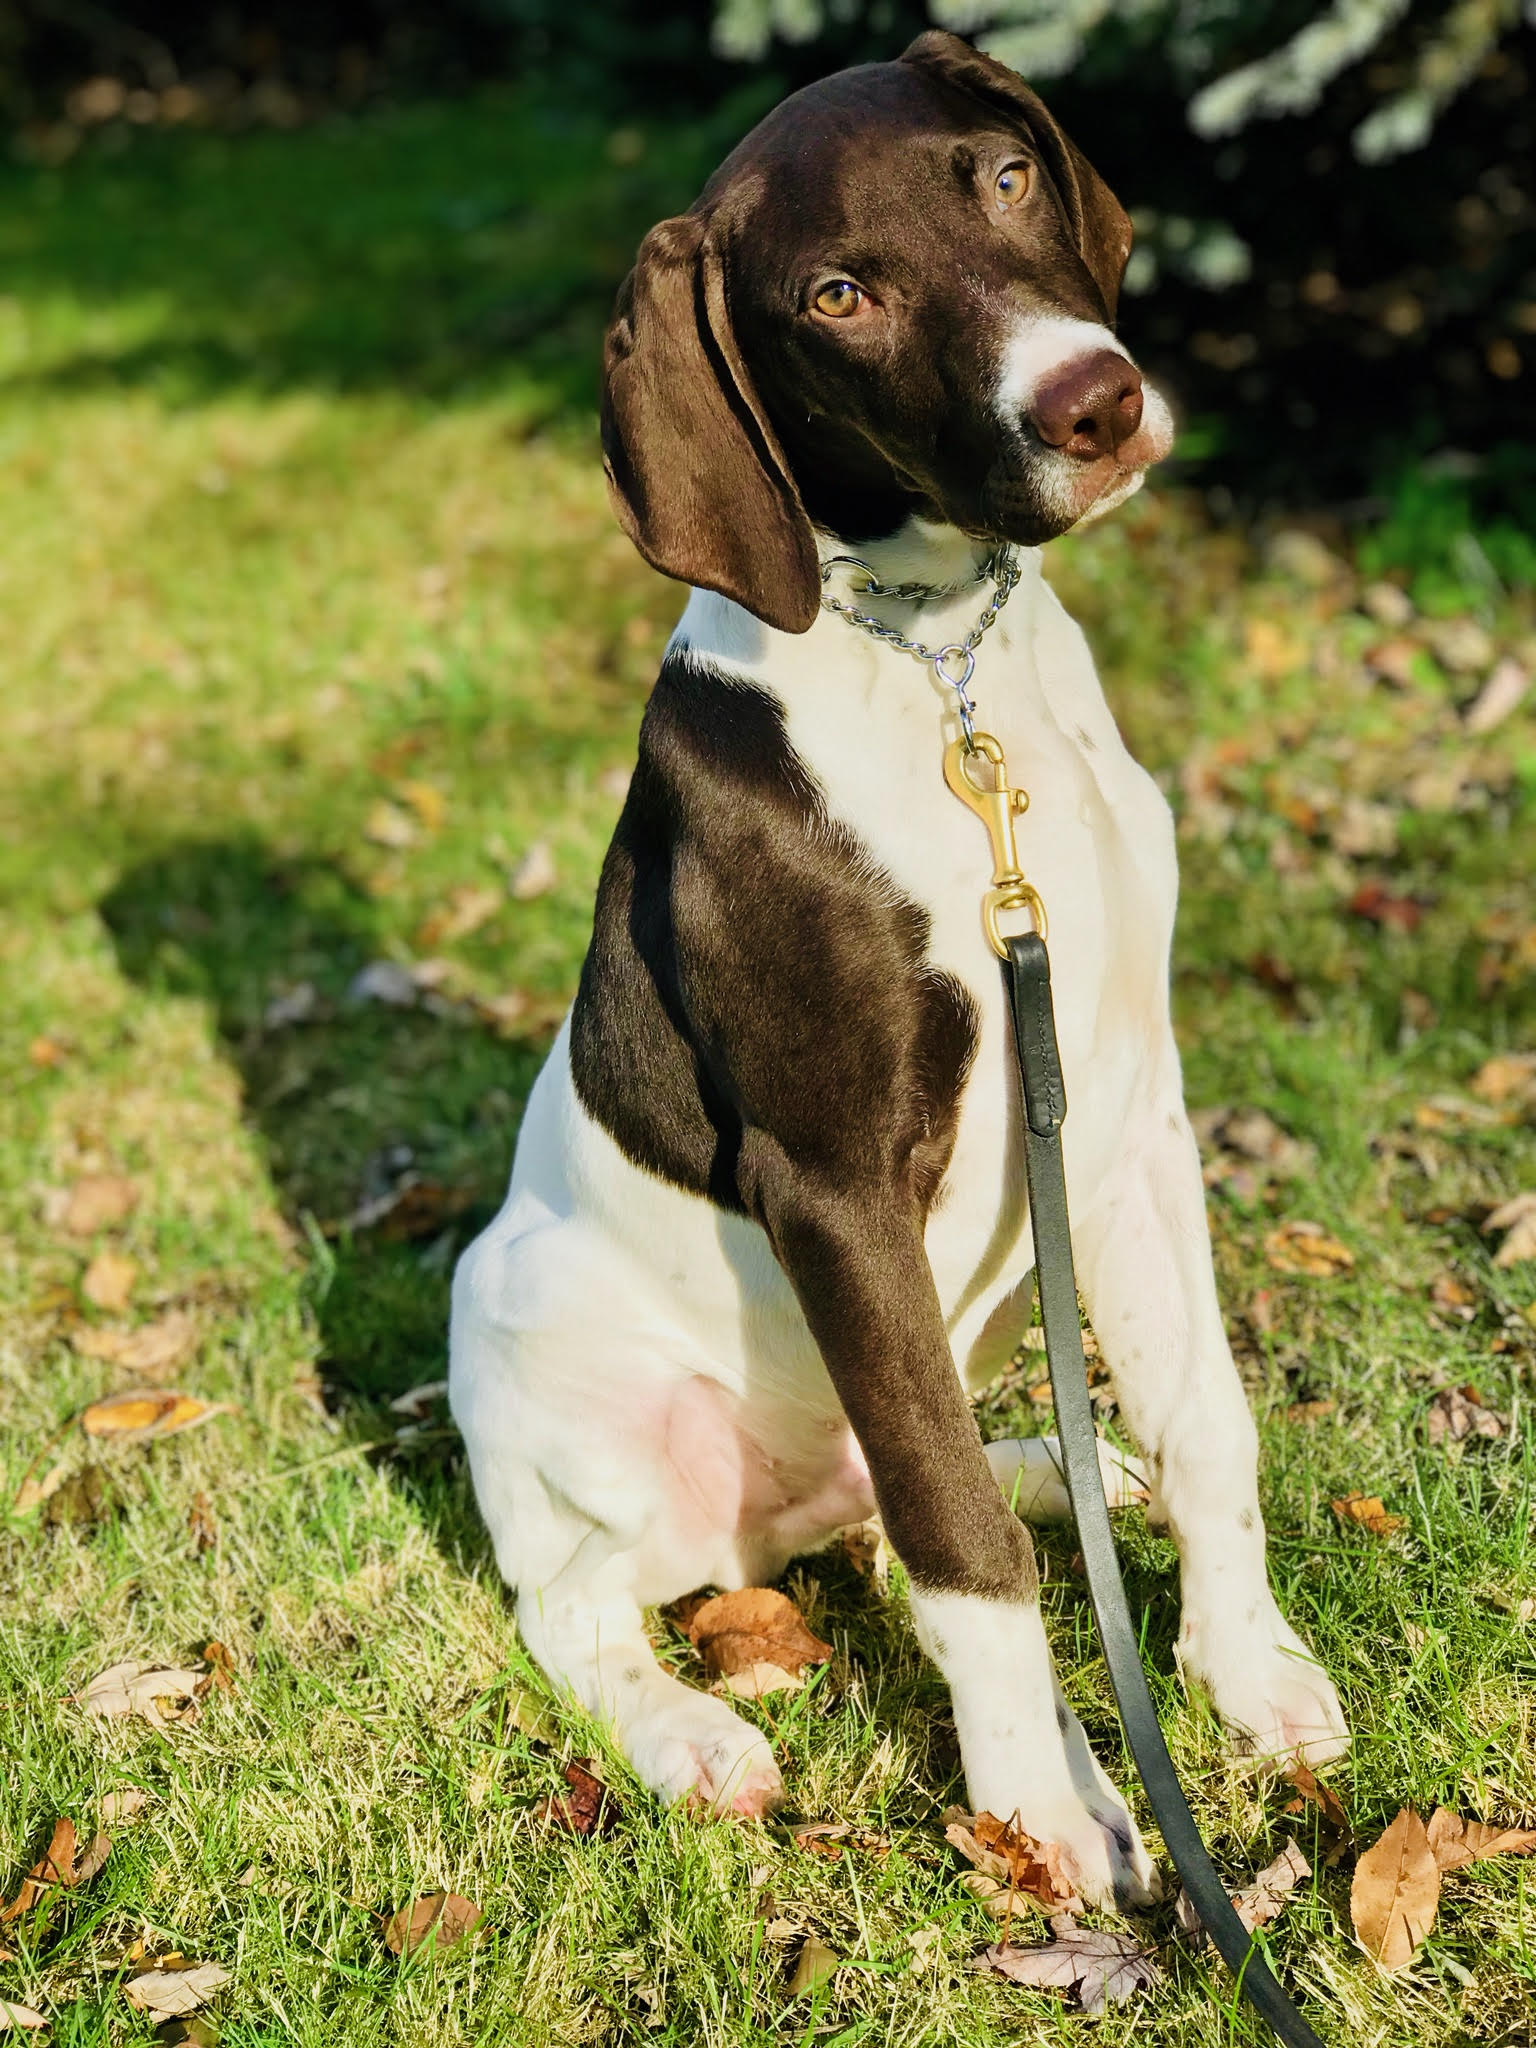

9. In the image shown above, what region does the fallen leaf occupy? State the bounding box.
[1486,1193,1536,1268]
[100,1788,150,1824]
[1364,636,1420,688]
[59,1174,139,1236]
[1285,1763,1351,1842]
[381,1891,483,1957]
[363,799,417,850]
[81,1251,138,1313]
[717,1660,804,1699]
[1469,1052,1536,1108]
[1463,656,1530,735]
[395,779,446,833]
[1176,1838,1310,1942]
[1425,1808,1536,1870]
[687,1588,831,1681]
[12,1460,70,1515]
[974,1914,1160,2015]
[532,1758,617,1835]
[907,1924,944,1972]
[387,1380,450,1419]
[122,1963,230,2018]
[1350,1808,1440,1971]
[1286,1398,1336,1425]
[0,1819,76,1921]
[1348,882,1424,933]
[509,840,557,900]
[71,1833,111,1884]
[80,1388,228,1443]
[1422,616,1494,675]
[71,1311,198,1376]
[792,1822,892,1859]
[1265,1220,1354,1277]
[1428,1271,1477,1320]
[416,883,503,949]
[80,1659,207,1727]
[1414,1092,1511,1131]
[0,2002,46,2030]
[187,1491,217,1554]
[786,1935,840,1998]
[1426,1384,1504,1446]
[1332,1492,1406,1538]
[199,1640,237,1695]
[944,1808,1083,1914]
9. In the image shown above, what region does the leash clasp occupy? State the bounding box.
[943,732,1048,954]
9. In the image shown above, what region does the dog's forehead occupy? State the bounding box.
[700,58,1029,231]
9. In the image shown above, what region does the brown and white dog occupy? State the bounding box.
[449,31,1347,1904]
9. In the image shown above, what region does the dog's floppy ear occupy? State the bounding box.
[901,29,1132,321]
[601,212,820,635]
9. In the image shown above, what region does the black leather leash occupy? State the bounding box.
[1004,930,1326,2048]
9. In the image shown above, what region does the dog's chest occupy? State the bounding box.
[683,563,1179,1312]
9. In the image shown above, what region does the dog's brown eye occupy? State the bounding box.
[994,162,1031,208]
[813,279,864,319]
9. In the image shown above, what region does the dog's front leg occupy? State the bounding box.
[1075,1105,1349,1768]
[746,1132,1157,1907]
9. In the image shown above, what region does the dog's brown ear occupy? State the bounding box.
[901,30,1132,321]
[601,213,820,635]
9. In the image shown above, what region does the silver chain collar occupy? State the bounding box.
[818,544,1020,751]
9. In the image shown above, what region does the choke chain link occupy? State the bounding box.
[818,544,1020,750]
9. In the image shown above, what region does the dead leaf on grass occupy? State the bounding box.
[81,1251,138,1313]
[943,1808,1083,1915]
[80,1388,228,1443]
[187,1491,217,1554]
[1485,1193,1536,1268]
[786,1935,840,1998]
[1,1818,112,1922]
[687,1588,831,1682]
[532,1758,617,1835]
[395,779,446,834]
[0,2001,46,2030]
[973,1914,1160,2015]
[1426,1384,1504,1446]
[1428,1272,1477,1320]
[1284,1763,1351,1845]
[59,1174,139,1236]
[1348,882,1425,933]
[364,799,418,850]
[79,1659,207,1727]
[1332,1492,1406,1538]
[718,1661,803,1699]
[509,840,557,900]
[416,883,502,949]
[792,1822,892,1860]
[11,1459,70,1517]
[1265,1220,1354,1277]
[1425,1807,1536,1869]
[100,1788,150,1825]
[1175,1838,1310,1943]
[381,1891,483,1957]
[1350,1808,1440,1971]
[122,1963,230,2018]
[71,1311,198,1376]
[1469,1052,1536,1109]
[1286,1398,1336,1425]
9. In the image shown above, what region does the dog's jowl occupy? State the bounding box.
[449,30,1346,1904]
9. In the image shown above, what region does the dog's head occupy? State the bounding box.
[601,31,1174,633]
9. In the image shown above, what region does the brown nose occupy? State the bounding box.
[1028,350,1144,457]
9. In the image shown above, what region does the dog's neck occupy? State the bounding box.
[814,518,997,599]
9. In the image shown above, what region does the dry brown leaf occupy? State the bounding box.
[122,1963,230,2018]
[71,1311,198,1376]
[687,1588,832,1681]
[415,883,502,949]
[1486,1193,1536,1268]
[28,1033,68,1067]
[187,1491,217,1554]
[1428,1271,1477,1319]
[1286,1398,1336,1425]
[100,1788,150,1825]
[12,1460,71,1515]
[381,1891,483,1957]
[395,779,446,833]
[1426,1384,1504,1446]
[363,799,417,850]
[80,1659,207,1727]
[1426,1807,1536,1870]
[0,1818,111,1923]
[60,1174,139,1236]
[1175,1839,1310,1943]
[71,1833,111,1884]
[1469,1052,1536,1107]
[1349,882,1425,933]
[199,1641,237,1695]
[786,1935,841,1999]
[1462,656,1529,736]
[80,1388,228,1443]
[1332,1492,1406,1538]
[792,1822,892,1860]
[1350,1808,1440,1970]
[81,1251,138,1313]
[1284,1763,1351,1842]
[943,1807,1084,1914]
[717,1661,804,1699]
[532,1758,617,1835]
[0,2001,46,2030]
[1264,1220,1354,1277]
[973,1915,1160,2014]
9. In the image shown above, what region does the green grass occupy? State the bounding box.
[2,84,1535,2048]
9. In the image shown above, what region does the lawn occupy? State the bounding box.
[1,82,1534,2048]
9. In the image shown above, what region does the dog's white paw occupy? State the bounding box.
[1180,1610,1349,1770]
[966,1698,1159,1911]
[625,1690,784,1817]
[985,1435,1150,1522]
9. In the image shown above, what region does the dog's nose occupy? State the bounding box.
[1028,350,1144,458]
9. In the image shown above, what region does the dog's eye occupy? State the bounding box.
[813,279,865,319]
[994,162,1031,208]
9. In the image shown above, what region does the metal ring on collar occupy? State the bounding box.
[819,554,880,593]
[933,643,977,691]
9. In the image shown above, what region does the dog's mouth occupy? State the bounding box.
[977,379,1175,543]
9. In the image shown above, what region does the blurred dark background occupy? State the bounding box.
[1,0,1532,564]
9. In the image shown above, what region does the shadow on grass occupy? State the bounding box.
[100,836,551,1552]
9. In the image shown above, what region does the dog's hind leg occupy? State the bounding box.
[1073,1103,1349,1769]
